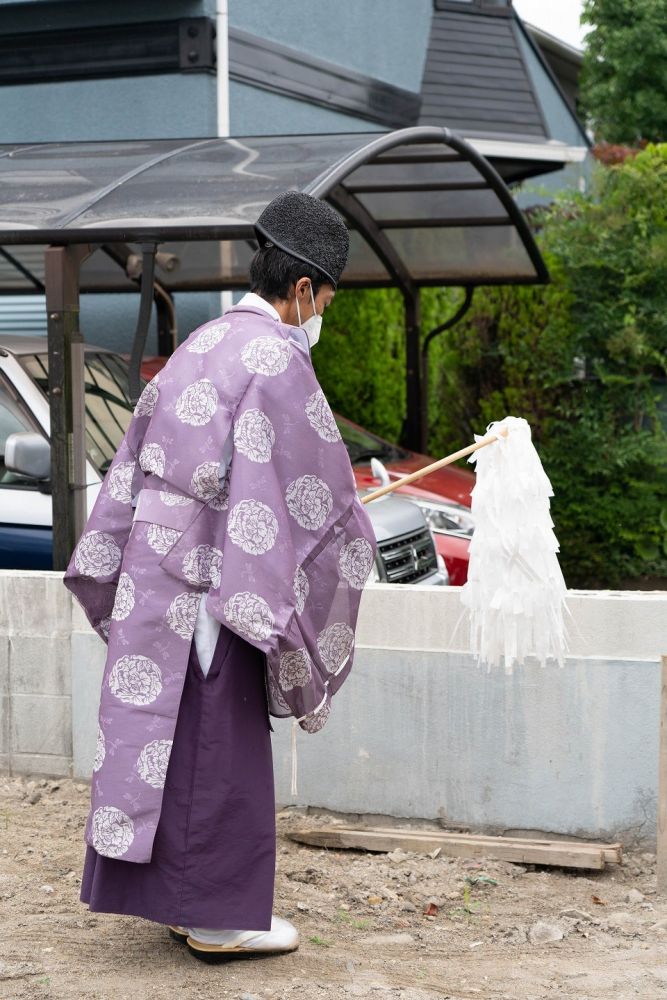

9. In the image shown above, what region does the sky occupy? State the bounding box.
[513,0,587,50]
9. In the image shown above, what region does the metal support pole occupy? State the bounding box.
[45,244,93,570]
[128,244,157,403]
[420,286,474,450]
[155,286,177,356]
[403,287,422,452]
[326,188,424,451]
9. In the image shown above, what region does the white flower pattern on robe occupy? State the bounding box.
[208,468,231,511]
[146,524,180,556]
[92,727,105,772]
[223,591,274,641]
[175,379,218,426]
[293,565,309,614]
[134,377,159,417]
[109,654,163,706]
[166,592,201,639]
[228,500,278,555]
[339,538,375,590]
[107,461,135,504]
[136,739,172,789]
[97,617,112,641]
[305,390,341,443]
[286,475,333,531]
[268,671,290,712]
[301,699,331,734]
[74,531,121,579]
[278,648,312,690]
[186,321,229,354]
[182,545,223,588]
[139,442,166,477]
[241,336,292,376]
[91,806,134,858]
[160,491,193,508]
[190,462,229,510]
[317,622,355,674]
[234,408,275,463]
[111,572,135,621]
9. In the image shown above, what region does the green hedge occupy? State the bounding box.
[312,286,406,444]
[315,146,667,589]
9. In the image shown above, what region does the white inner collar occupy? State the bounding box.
[237,291,281,322]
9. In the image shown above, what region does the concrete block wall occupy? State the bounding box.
[1,571,666,841]
[272,588,666,842]
[0,571,74,775]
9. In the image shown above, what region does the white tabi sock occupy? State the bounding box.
[188,926,263,945]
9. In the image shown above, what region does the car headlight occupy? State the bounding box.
[407,499,475,537]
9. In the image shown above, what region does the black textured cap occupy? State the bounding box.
[254,191,349,287]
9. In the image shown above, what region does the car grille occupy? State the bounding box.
[377,527,438,584]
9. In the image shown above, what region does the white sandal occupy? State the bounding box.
[185,917,299,962]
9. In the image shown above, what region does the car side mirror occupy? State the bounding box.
[370,457,391,488]
[4,431,51,481]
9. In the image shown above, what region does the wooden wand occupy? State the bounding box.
[361,430,504,505]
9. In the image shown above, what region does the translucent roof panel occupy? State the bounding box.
[0,128,548,289]
[386,226,539,283]
[356,188,508,224]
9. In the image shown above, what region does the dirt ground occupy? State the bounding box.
[1,777,667,1000]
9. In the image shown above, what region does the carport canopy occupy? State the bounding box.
[0,127,548,567]
[0,127,547,291]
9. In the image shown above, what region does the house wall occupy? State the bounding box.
[513,25,591,204]
[0,0,221,348]
[226,0,431,136]
[229,83,384,137]
[228,0,431,92]
[1,571,664,844]
[0,0,218,141]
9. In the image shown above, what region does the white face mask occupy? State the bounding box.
[295,283,322,349]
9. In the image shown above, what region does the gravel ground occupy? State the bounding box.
[1,776,667,1000]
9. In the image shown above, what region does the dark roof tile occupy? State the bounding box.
[419,6,548,139]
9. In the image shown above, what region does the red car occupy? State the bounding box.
[335,415,474,585]
[139,357,475,585]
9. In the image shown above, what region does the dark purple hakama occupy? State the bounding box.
[80,625,276,930]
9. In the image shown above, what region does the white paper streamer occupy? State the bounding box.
[460,416,567,672]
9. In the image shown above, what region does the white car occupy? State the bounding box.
[0,336,448,584]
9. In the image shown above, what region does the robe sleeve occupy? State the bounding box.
[63,412,147,644]
[202,350,377,732]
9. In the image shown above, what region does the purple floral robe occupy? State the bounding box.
[64,305,376,864]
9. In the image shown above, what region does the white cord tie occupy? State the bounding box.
[290,718,298,798]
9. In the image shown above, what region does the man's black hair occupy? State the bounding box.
[249,245,332,301]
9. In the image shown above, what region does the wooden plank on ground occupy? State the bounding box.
[349,827,622,865]
[288,827,607,870]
